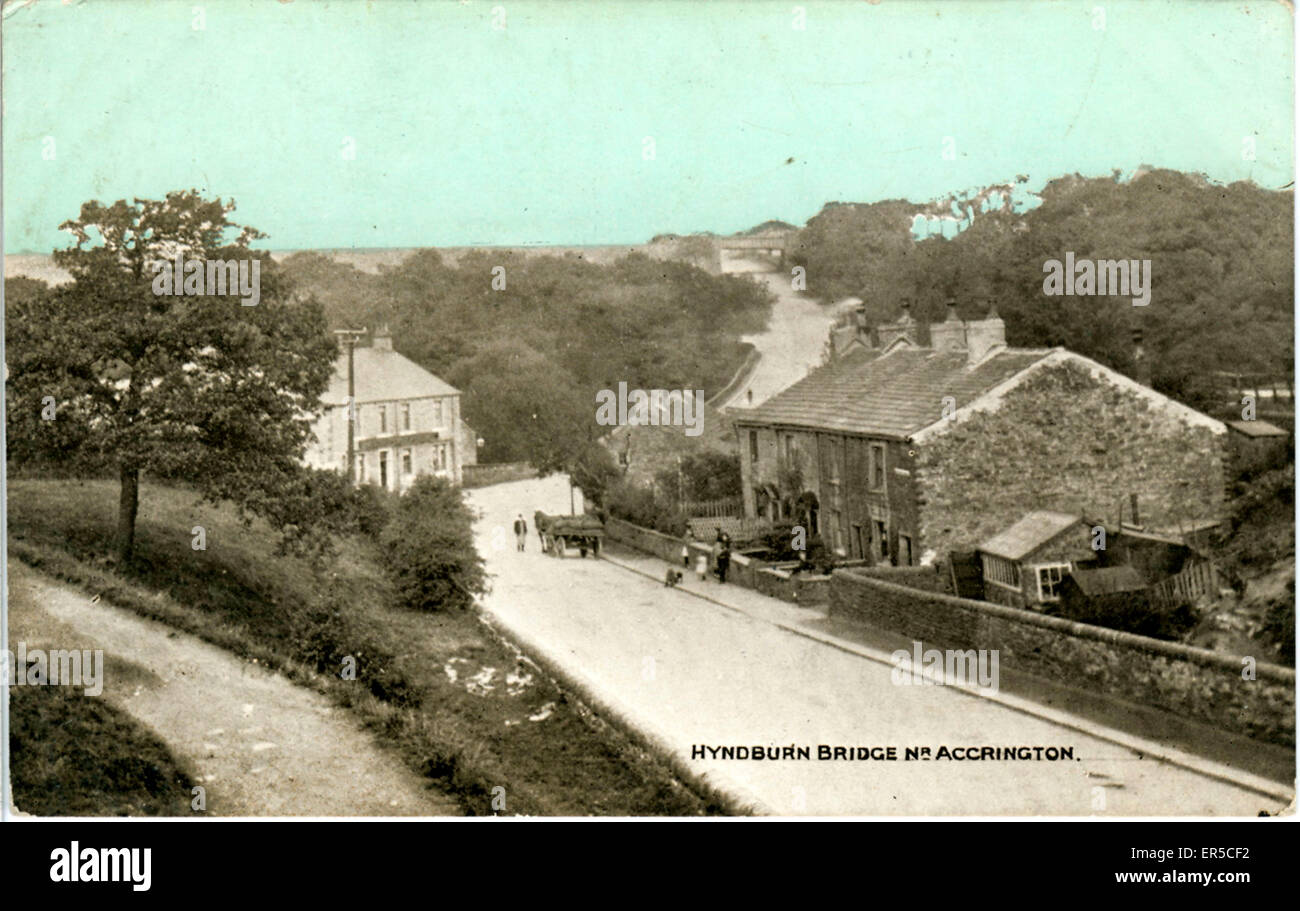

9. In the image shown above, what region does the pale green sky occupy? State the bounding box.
[2,0,1293,252]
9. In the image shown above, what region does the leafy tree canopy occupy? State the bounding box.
[6,191,339,561]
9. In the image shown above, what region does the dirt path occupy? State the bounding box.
[6,561,460,817]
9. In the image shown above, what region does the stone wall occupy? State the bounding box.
[606,517,828,605]
[751,566,830,606]
[853,563,951,594]
[605,516,686,562]
[460,462,538,488]
[916,361,1227,558]
[829,570,1294,746]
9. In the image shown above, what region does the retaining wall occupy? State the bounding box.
[830,570,1295,746]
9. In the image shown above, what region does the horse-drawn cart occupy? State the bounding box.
[535,510,604,558]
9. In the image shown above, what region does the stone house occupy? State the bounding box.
[303,328,477,489]
[733,302,1227,567]
[976,511,1097,608]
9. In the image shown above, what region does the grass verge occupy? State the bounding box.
[8,478,742,816]
[9,684,196,816]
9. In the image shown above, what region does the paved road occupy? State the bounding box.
[472,477,1287,816]
[7,562,459,817]
[713,258,841,410]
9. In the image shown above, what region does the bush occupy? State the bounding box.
[652,451,743,504]
[1259,577,1296,665]
[755,525,830,567]
[1050,593,1201,641]
[605,480,686,536]
[379,476,486,611]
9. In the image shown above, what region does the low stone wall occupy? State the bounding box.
[605,517,686,562]
[606,518,826,605]
[830,570,1296,746]
[852,563,951,594]
[461,462,537,488]
[752,566,830,606]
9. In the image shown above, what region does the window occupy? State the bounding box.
[982,555,1021,590]
[1035,563,1071,602]
[431,399,443,424]
[870,443,886,491]
[875,520,889,559]
[379,451,389,488]
[749,430,759,462]
[378,404,387,434]
[783,434,795,462]
[898,533,913,567]
[830,510,845,555]
[432,444,448,471]
[401,448,412,475]
[826,441,844,510]
[401,402,411,431]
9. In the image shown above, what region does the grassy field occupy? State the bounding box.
[9,684,196,816]
[8,478,735,816]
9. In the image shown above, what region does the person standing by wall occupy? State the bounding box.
[513,513,528,552]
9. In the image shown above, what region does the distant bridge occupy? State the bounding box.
[712,232,793,272]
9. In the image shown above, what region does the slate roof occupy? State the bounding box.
[323,346,460,406]
[978,510,1084,562]
[735,345,1051,439]
[1066,565,1148,596]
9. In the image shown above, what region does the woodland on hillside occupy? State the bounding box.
[787,170,1293,412]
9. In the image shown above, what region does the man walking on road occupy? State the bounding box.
[513,514,528,552]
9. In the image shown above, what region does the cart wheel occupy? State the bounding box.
[592,538,601,556]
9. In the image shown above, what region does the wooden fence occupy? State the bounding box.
[1148,560,1220,606]
[681,496,744,518]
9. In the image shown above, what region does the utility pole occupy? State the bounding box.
[333,328,367,484]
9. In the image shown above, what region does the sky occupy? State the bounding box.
[2,0,1294,253]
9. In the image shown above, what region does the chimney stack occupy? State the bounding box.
[877,297,918,350]
[372,324,394,352]
[964,302,1006,365]
[1131,326,1151,387]
[929,297,968,352]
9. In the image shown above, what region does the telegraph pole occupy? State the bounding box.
[333,328,367,484]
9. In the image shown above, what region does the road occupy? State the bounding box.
[713,257,844,410]
[6,562,459,817]
[471,476,1288,816]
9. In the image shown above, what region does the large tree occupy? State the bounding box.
[5,191,338,562]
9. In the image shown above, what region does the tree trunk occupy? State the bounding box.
[117,463,139,564]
